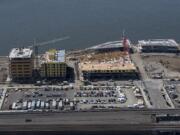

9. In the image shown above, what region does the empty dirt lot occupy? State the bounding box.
[142,55,180,73]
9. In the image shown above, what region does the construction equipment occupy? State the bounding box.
[28,36,70,69]
[122,31,129,55]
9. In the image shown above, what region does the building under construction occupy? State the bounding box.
[9,48,34,82]
[138,39,180,53]
[40,49,67,79]
[79,52,139,81]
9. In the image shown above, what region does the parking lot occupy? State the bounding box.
[0,88,4,108]
[164,80,180,108]
[1,82,146,111]
[0,88,7,109]
[2,86,76,111]
[75,84,145,110]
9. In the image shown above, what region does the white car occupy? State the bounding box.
[138,105,145,109]
[127,105,135,108]
[118,97,126,103]
[119,93,126,98]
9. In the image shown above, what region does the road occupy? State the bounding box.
[131,53,149,80]
[131,53,152,108]
[0,111,151,125]
[131,53,175,109]
[0,110,180,131]
[67,60,82,87]
[144,80,172,109]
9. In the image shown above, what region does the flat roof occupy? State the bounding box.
[9,48,33,59]
[80,55,137,72]
[138,39,178,47]
[80,52,137,72]
[42,49,65,63]
[88,40,131,50]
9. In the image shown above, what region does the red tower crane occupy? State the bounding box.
[122,35,129,55]
[122,31,130,66]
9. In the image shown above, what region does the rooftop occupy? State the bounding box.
[138,39,179,47]
[80,62,137,72]
[9,48,33,59]
[42,49,65,63]
[80,55,137,72]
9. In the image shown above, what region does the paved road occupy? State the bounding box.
[131,53,175,109]
[131,53,149,80]
[144,80,172,109]
[0,110,180,131]
[131,53,152,108]
[0,111,152,125]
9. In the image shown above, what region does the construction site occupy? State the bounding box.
[0,37,180,113]
[79,51,139,81]
[78,37,138,81]
[40,49,67,79]
[142,54,180,79]
[9,48,34,82]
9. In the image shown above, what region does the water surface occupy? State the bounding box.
[0,0,180,55]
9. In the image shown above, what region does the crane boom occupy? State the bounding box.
[28,36,70,48]
[37,36,69,46]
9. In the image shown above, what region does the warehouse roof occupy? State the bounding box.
[138,39,178,47]
[9,48,33,59]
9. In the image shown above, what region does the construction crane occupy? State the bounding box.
[122,30,130,66]
[122,30,129,55]
[28,36,70,69]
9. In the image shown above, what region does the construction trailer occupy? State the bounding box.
[138,39,180,53]
[40,49,67,79]
[9,48,34,82]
